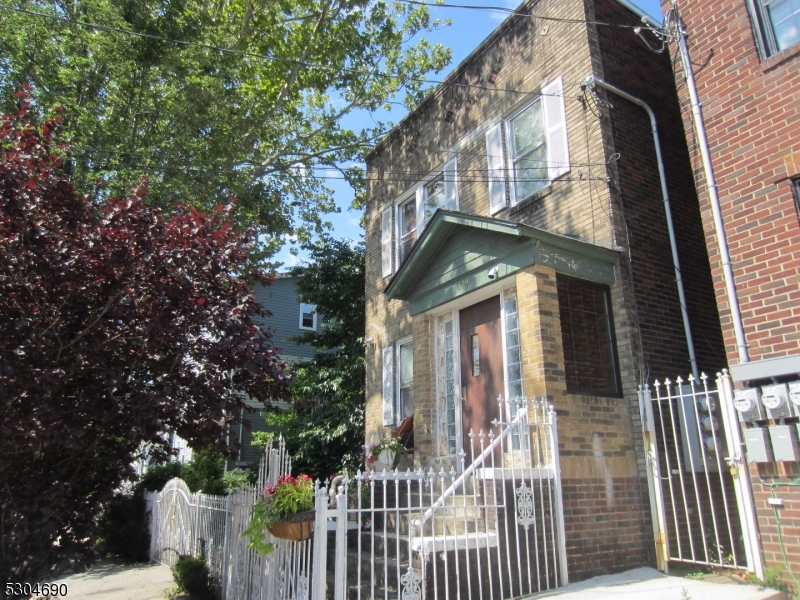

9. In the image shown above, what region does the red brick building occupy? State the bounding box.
[662,0,800,581]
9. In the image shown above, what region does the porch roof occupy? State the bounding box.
[384,210,621,315]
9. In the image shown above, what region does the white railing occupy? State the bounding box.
[147,399,567,600]
[318,396,567,600]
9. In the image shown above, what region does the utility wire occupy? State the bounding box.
[397,0,646,28]
[1,4,633,97]
[70,145,613,172]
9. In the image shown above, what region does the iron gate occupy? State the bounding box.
[638,370,763,576]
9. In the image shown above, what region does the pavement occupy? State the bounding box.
[41,560,173,600]
[39,561,786,600]
[533,567,786,600]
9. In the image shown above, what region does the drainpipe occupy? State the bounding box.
[672,11,749,364]
[584,75,699,380]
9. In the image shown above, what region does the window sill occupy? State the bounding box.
[509,185,551,215]
[761,41,800,72]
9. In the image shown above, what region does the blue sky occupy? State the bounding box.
[274,0,663,270]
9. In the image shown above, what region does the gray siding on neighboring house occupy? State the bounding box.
[253,275,316,362]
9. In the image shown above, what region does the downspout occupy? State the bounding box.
[672,11,749,364]
[584,75,699,380]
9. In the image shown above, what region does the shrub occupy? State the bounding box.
[173,553,215,600]
[95,493,150,563]
[222,468,255,492]
[137,462,183,493]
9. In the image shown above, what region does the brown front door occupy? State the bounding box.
[459,295,505,464]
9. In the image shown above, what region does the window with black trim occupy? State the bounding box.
[749,0,800,57]
[556,275,620,396]
[793,178,800,217]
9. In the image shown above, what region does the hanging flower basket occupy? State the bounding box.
[243,474,315,555]
[268,509,315,542]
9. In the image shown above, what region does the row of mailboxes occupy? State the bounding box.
[734,383,800,462]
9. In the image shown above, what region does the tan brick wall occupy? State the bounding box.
[515,263,653,577]
[364,0,613,443]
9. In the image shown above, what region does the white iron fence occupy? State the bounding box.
[147,478,230,591]
[316,396,567,600]
[638,370,763,577]
[148,397,567,600]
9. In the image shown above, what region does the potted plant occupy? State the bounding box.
[243,474,314,555]
[365,438,405,471]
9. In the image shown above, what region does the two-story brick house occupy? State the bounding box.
[363,0,726,579]
[661,0,800,579]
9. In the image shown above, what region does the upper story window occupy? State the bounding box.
[485,76,570,213]
[398,194,417,266]
[508,98,548,202]
[750,0,800,57]
[381,158,459,277]
[299,303,316,330]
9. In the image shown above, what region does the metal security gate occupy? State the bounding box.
[319,396,568,600]
[638,371,763,577]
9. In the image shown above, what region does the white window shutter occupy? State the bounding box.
[381,207,392,277]
[542,77,570,180]
[485,123,507,213]
[382,346,394,426]
[443,157,459,211]
[415,185,426,235]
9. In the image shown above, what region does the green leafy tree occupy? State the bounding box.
[0,0,451,255]
[262,235,365,481]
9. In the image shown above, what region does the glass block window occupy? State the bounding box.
[444,319,458,455]
[504,290,524,403]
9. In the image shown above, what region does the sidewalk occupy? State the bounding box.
[40,561,785,600]
[42,560,173,600]
[533,567,785,600]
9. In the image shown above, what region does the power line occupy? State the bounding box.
[0,4,622,97]
[63,152,607,184]
[396,0,644,29]
[67,145,613,174]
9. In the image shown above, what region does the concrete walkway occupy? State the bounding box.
[533,567,785,600]
[42,560,173,600]
[41,561,785,600]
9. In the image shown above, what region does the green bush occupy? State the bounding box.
[180,448,227,495]
[137,462,183,493]
[173,552,215,600]
[222,468,255,492]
